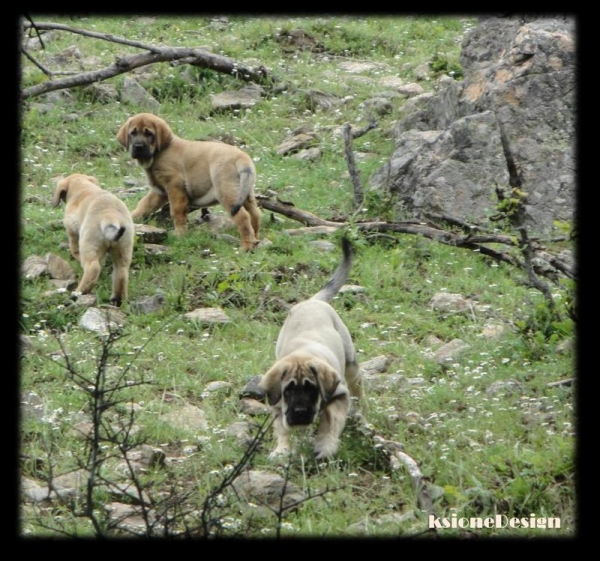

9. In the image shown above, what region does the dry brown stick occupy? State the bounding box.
[21,23,273,100]
[255,194,573,281]
[342,123,364,211]
[256,194,344,228]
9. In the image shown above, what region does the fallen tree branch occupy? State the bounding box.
[21,20,273,100]
[255,193,574,282]
[342,123,364,211]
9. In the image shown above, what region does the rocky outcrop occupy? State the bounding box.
[371,16,575,236]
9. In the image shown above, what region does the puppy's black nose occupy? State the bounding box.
[131,143,149,159]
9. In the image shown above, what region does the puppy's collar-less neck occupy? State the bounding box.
[138,157,154,169]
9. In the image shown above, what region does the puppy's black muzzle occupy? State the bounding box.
[131,142,153,160]
[284,382,319,426]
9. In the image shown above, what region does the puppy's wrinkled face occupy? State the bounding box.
[117,114,174,165]
[126,121,158,161]
[282,369,321,428]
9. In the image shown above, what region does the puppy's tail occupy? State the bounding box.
[230,165,255,217]
[103,224,127,242]
[311,236,353,303]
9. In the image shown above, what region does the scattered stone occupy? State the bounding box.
[556,337,573,354]
[134,224,168,243]
[284,225,340,235]
[78,306,126,334]
[130,293,166,314]
[184,307,230,325]
[347,510,416,534]
[360,355,391,376]
[204,381,233,394]
[429,292,474,313]
[292,147,322,161]
[72,293,97,307]
[276,132,318,155]
[48,278,77,290]
[397,83,425,97]
[486,379,521,395]
[360,97,394,116]
[120,76,160,110]
[338,284,365,295]
[22,255,50,279]
[423,334,444,348]
[308,240,336,251]
[434,339,470,365]
[21,390,45,422]
[210,84,264,112]
[45,253,75,280]
[143,243,170,255]
[231,469,305,515]
[480,323,506,339]
[240,376,265,401]
[238,398,270,416]
[160,403,208,432]
[226,420,254,445]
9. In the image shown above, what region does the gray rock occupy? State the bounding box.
[130,293,166,314]
[78,306,126,334]
[276,132,318,155]
[22,255,49,279]
[238,398,270,416]
[45,253,75,280]
[371,16,575,236]
[120,76,160,110]
[204,381,233,394]
[429,292,474,313]
[240,376,266,401]
[292,147,322,161]
[360,355,391,376]
[210,83,264,112]
[231,469,305,514]
[184,307,230,325]
[160,403,208,432]
[434,339,470,365]
[134,224,168,243]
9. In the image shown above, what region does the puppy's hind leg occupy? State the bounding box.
[74,258,102,297]
[110,259,130,307]
[231,207,259,251]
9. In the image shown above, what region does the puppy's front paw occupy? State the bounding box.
[268,446,292,462]
[70,290,82,301]
[313,438,340,461]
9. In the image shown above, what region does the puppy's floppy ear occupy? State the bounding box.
[313,364,348,403]
[259,363,286,406]
[116,118,131,149]
[154,117,173,151]
[52,177,69,207]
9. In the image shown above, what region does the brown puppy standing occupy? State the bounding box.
[52,173,134,306]
[116,113,261,250]
[259,236,363,460]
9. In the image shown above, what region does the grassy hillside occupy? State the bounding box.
[19,15,575,538]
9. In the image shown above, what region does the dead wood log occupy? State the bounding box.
[255,193,574,282]
[21,20,273,100]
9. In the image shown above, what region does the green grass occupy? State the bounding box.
[19,15,575,538]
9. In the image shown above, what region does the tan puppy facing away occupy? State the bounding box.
[259,237,363,460]
[117,113,261,250]
[52,173,134,306]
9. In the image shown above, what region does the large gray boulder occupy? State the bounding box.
[371,16,575,236]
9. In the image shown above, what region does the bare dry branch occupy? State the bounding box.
[342,123,364,211]
[21,20,274,100]
[255,192,574,282]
